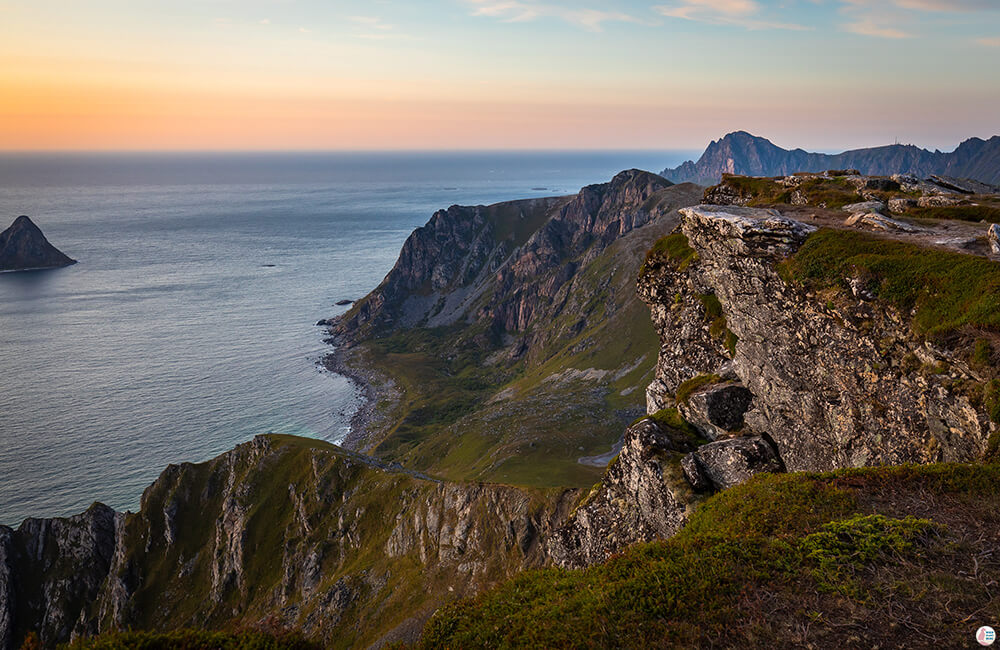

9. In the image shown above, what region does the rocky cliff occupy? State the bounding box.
[662,131,1000,186]
[0,216,75,272]
[0,436,576,649]
[550,185,999,566]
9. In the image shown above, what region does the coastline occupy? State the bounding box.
[322,337,401,454]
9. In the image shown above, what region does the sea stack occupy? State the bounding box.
[0,215,76,271]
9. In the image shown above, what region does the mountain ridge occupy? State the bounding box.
[662,131,1000,186]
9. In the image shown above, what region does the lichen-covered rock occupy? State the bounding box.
[679,382,754,440]
[682,436,783,491]
[989,223,1000,256]
[842,201,886,215]
[888,197,918,213]
[548,419,698,568]
[844,212,922,233]
[918,194,962,208]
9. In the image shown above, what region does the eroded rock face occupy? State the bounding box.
[662,205,994,471]
[0,503,120,649]
[547,419,698,568]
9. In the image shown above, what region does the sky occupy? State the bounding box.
[1,0,998,151]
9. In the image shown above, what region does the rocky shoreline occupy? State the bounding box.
[322,340,401,453]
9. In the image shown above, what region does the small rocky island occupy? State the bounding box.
[0,215,76,272]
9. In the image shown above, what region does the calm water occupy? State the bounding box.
[0,151,691,526]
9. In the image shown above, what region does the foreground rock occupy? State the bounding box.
[682,436,783,491]
[548,419,699,568]
[0,216,76,272]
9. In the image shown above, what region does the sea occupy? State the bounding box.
[0,150,694,526]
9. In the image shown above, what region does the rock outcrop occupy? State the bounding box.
[644,205,995,471]
[547,419,698,568]
[662,131,1000,186]
[0,216,75,272]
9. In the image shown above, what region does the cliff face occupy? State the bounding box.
[663,131,1000,186]
[333,170,686,352]
[0,436,575,649]
[0,216,75,272]
[677,206,992,469]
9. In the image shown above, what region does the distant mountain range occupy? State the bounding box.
[662,131,1000,186]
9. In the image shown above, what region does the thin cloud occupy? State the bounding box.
[465,1,645,32]
[894,0,996,11]
[844,16,912,38]
[347,15,394,30]
[654,0,812,30]
[977,36,1000,46]
[259,18,271,25]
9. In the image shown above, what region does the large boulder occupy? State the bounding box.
[989,224,1000,256]
[679,382,754,440]
[844,212,921,233]
[681,436,783,491]
[842,200,886,215]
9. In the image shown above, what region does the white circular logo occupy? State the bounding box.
[978,626,996,646]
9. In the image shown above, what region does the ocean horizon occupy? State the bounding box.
[0,149,695,526]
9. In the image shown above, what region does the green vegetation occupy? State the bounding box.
[794,177,860,209]
[697,292,722,318]
[60,630,319,650]
[675,374,721,404]
[420,463,1000,648]
[715,175,792,205]
[647,408,705,448]
[972,338,994,367]
[782,228,1000,339]
[642,232,697,274]
[801,514,941,595]
[724,329,739,357]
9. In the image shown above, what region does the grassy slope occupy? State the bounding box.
[420,462,1000,648]
[353,204,682,489]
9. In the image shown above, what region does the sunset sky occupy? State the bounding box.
[1,0,998,151]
